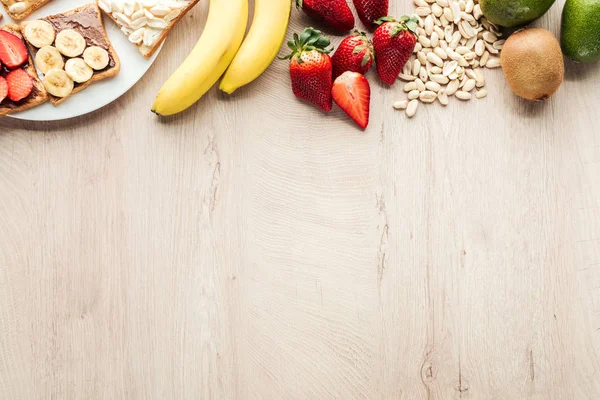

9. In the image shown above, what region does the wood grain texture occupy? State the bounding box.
[1,0,600,399]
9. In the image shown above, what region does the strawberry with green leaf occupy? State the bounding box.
[331,31,374,80]
[373,16,419,85]
[281,28,334,112]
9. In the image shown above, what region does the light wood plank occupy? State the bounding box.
[1,0,599,398]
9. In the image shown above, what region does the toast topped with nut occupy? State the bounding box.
[98,0,200,59]
[1,0,52,20]
[20,3,120,106]
[0,24,48,117]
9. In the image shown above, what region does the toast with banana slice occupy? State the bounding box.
[1,0,52,20]
[20,3,120,106]
[0,24,48,117]
[98,0,201,59]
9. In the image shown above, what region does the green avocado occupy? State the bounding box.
[480,0,557,27]
[561,0,600,62]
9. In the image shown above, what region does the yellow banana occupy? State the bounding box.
[219,0,291,94]
[152,0,248,116]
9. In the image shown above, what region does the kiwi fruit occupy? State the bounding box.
[501,28,564,101]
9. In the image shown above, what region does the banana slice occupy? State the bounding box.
[35,46,65,74]
[83,46,110,70]
[43,68,74,98]
[55,29,86,58]
[24,20,56,48]
[65,58,93,83]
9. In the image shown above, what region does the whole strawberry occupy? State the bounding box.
[332,31,374,80]
[296,0,355,33]
[372,16,418,85]
[353,0,389,29]
[282,28,334,112]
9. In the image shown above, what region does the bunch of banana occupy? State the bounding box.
[219,0,292,94]
[152,0,292,115]
[152,0,248,116]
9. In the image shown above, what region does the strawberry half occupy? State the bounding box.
[6,69,33,102]
[353,0,389,29]
[0,30,29,69]
[281,28,334,112]
[0,76,7,103]
[332,71,371,129]
[373,16,418,85]
[296,0,355,33]
[332,31,374,80]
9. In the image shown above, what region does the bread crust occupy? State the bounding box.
[1,0,52,20]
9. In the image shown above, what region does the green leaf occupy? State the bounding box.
[361,52,371,67]
[300,29,312,44]
[405,19,418,34]
[281,27,333,60]
[375,16,396,25]
[391,24,407,38]
[315,37,330,48]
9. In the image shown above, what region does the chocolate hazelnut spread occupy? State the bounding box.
[0,83,40,110]
[39,7,115,71]
[21,6,116,97]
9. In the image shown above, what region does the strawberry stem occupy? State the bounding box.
[280,28,333,63]
[375,16,419,36]
[350,31,374,67]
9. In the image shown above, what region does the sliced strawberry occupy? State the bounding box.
[6,69,33,102]
[0,30,29,69]
[0,76,7,103]
[332,71,370,129]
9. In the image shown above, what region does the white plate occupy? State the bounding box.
[2,0,162,121]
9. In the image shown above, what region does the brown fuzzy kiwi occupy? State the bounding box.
[500,27,564,101]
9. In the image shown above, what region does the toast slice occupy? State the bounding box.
[20,3,120,106]
[0,24,48,117]
[98,0,201,59]
[1,0,52,20]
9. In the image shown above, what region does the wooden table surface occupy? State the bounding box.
[1,0,600,398]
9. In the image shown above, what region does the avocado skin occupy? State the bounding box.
[480,0,557,27]
[561,0,600,62]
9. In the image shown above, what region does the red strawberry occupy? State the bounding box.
[372,16,418,85]
[353,0,389,29]
[6,69,33,102]
[282,28,333,112]
[0,30,29,69]
[296,0,355,33]
[332,31,374,80]
[0,76,7,103]
[332,71,370,129]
